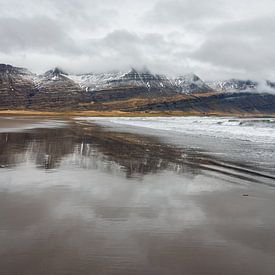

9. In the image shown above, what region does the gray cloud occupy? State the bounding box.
[193,16,275,79]
[145,0,229,31]
[0,0,274,79]
[0,16,79,54]
[145,0,275,28]
[72,30,188,74]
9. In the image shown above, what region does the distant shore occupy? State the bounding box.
[0,109,274,118]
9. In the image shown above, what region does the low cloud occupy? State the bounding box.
[193,16,275,80]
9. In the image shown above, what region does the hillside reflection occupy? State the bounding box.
[0,122,209,178]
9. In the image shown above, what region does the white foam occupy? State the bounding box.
[75,116,275,144]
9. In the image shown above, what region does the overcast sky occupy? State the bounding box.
[0,0,275,79]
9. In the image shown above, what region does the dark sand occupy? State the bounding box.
[0,117,275,275]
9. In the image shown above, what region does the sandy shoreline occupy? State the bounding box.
[0,109,275,118]
[0,117,275,275]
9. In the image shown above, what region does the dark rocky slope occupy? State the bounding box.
[0,64,37,108]
[30,68,86,109]
[130,92,275,114]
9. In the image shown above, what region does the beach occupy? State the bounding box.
[0,116,275,275]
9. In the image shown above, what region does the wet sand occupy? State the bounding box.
[0,116,67,133]
[0,117,275,275]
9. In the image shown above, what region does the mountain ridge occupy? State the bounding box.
[0,63,275,114]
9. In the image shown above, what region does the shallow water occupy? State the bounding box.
[0,117,275,275]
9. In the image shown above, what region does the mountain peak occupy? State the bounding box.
[207,79,258,93]
[45,67,68,77]
[266,80,275,88]
[128,67,152,75]
[0,64,31,75]
[176,73,201,82]
[0,64,13,73]
[173,73,212,93]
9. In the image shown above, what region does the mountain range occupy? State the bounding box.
[0,63,275,114]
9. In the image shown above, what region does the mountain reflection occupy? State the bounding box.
[0,122,207,178]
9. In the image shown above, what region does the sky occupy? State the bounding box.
[0,0,275,80]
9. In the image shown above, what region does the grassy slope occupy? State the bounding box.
[0,109,274,118]
[0,92,274,117]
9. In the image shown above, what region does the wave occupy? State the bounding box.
[75,116,275,144]
[219,118,275,127]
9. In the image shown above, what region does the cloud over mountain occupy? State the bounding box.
[0,0,274,79]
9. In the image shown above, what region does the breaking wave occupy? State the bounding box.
[76,116,275,144]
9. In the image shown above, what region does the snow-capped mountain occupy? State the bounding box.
[207,79,275,94]
[68,69,212,94]
[1,63,275,113]
[0,63,33,76]
[68,71,127,91]
[68,68,174,92]
[44,67,68,79]
[33,67,71,87]
[173,73,213,93]
[207,79,258,93]
[30,67,84,109]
